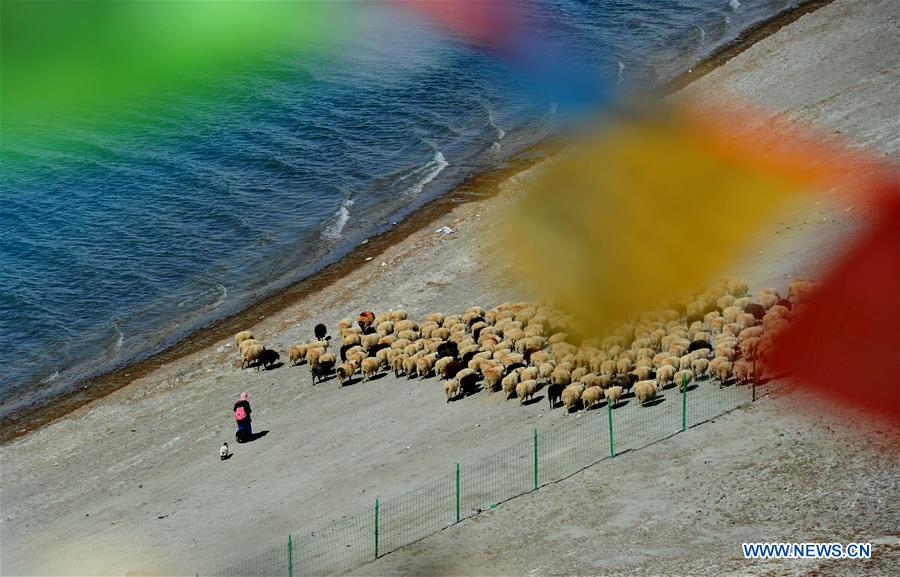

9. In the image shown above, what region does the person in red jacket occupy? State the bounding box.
[233,392,252,443]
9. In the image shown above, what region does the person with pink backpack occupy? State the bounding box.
[233,392,252,443]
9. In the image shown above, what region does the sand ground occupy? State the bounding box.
[1,0,898,575]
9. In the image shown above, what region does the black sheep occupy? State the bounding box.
[744,302,766,321]
[312,358,335,384]
[459,370,480,396]
[258,348,280,370]
[688,339,712,353]
[547,382,564,409]
[314,323,328,341]
[436,341,459,359]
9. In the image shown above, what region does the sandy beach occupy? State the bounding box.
[2,0,898,575]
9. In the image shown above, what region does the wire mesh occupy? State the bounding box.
[538,407,611,484]
[217,541,288,577]
[612,382,681,455]
[686,374,753,429]
[378,472,456,555]
[214,375,786,577]
[293,508,374,577]
[459,437,533,519]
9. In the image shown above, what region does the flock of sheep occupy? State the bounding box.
[232,278,820,414]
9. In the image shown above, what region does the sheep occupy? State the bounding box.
[397,329,419,342]
[634,380,658,406]
[757,293,779,310]
[516,379,538,404]
[238,338,260,355]
[444,379,461,403]
[336,361,358,386]
[599,360,616,377]
[538,362,556,383]
[739,337,761,359]
[482,364,504,391]
[519,366,539,382]
[604,385,623,407]
[714,346,735,361]
[346,346,367,366]
[402,356,418,378]
[287,344,308,366]
[691,358,709,378]
[561,384,585,414]
[581,386,603,411]
[632,366,653,381]
[241,344,265,370]
[342,333,361,348]
[712,358,733,384]
[361,357,381,381]
[456,368,479,395]
[673,369,694,391]
[416,355,436,379]
[550,368,572,388]
[392,354,408,377]
[394,319,418,333]
[723,306,742,324]
[390,338,412,350]
[258,348,280,370]
[358,333,380,352]
[312,353,336,384]
[234,331,254,346]
[390,309,408,322]
[436,341,459,359]
[726,279,748,297]
[501,371,521,399]
[570,366,588,383]
[425,312,445,325]
[547,382,564,409]
[733,360,754,385]
[375,347,391,367]
[376,321,395,337]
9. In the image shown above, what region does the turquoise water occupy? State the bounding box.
[0,0,795,418]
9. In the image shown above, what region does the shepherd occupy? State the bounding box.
[233,392,252,443]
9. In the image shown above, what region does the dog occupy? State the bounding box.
[219,442,230,460]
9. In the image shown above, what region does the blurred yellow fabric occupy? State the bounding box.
[504,105,809,335]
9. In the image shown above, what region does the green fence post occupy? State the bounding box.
[533,428,538,490]
[288,534,293,577]
[681,372,687,432]
[607,400,615,458]
[374,497,379,559]
[455,463,460,523]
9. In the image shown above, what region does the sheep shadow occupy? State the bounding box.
[684,383,699,393]
[583,401,607,412]
[340,376,360,387]
[263,362,284,371]
[641,397,666,408]
[522,394,544,406]
[314,374,336,385]
[368,372,387,381]
[220,453,234,461]
[611,399,630,409]
[660,382,676,391]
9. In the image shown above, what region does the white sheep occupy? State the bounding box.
[234,331,254,346]
[604,385,623,407]
[516,379,538,404]
[580,386,603,411]
[361,357,381,381]
[634,380,658,406]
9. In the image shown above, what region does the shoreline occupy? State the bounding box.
[0,0,835,445]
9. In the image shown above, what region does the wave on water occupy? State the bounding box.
[322,196,355,239]
[617,61,626,86]
[400,150,448,197]
[729,0,741,11]
[113,322,125,351]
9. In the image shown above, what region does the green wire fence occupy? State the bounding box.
[210,375,786,576]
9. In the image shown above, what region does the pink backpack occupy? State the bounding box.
[234,406,247,422]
